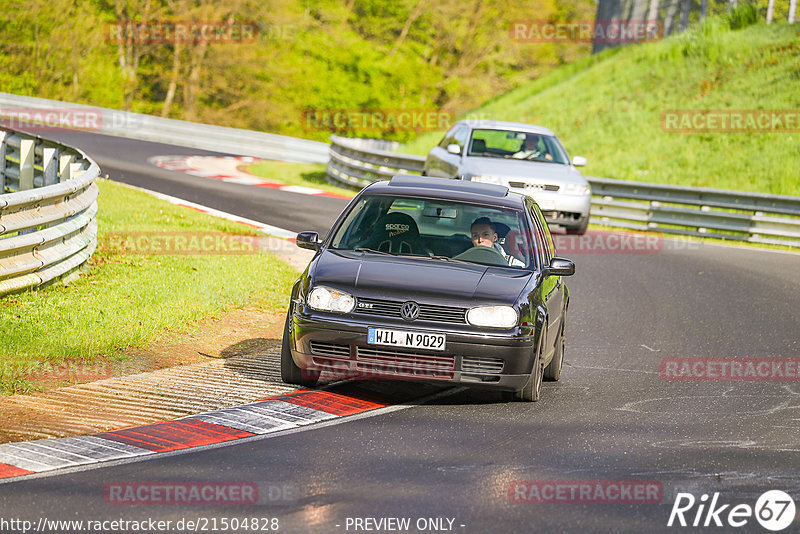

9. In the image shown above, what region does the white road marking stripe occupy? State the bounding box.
[280,185,325,194]
[190,413,294,434]
[245,401,338,423]
[0,444,81,470]
[67,436,155,458]
[117,182,297,239]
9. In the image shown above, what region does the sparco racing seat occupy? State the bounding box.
[371,212,428,255]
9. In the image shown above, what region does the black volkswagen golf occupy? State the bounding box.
[282,176,574,401]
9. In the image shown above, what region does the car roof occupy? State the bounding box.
[362,176,527,209]
[457,119,555,136]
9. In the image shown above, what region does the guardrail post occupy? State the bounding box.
[19,138,34,191]
[59,154,74,182]
[42,147,58,186]
[0,131,6,192]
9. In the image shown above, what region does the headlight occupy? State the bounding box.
[564,183,591,195]
[307,286,355,313]
[467,305,518,328]
[470,175,505,185]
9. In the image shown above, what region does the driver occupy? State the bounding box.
[512,133,552,161]
[470,217,524,266]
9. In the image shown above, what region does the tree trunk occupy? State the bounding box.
[766,0,775,23]
[679,0,690,31]
[389,0,427,57]
[182,41,208,122]
[161,43,182,118]
[663,0,680,35]
[789,0,797,22]
[647,0,661,24]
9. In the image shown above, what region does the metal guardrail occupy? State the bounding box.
[0,92,329,164]
[328,135,425,188]
[1,128,99,296]
[327,135,800,248]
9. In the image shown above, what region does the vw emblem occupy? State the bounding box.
[400,301,420,321]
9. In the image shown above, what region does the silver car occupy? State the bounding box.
[423,120,591,234]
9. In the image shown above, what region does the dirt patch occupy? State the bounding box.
[113,307,285,374]
[18,306,285,391]
[0,306,289,443]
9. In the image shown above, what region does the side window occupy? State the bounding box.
[526,200,551,268]
[454,125,469,150]
[439,125,459,148]
[538,208,557,258]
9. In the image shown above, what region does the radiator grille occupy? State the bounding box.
[309,341,350,358]
[508,181,560,192]
[355,346,455,379]
[461,357,504,374]
[355,298,466,324]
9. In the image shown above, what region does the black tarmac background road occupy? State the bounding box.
[50,130,350,236]
[1,132,799,533]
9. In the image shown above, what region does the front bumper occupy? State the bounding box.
[290,313,537,391]
[512,188,591,227]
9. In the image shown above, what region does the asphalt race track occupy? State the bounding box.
[49,130,351,237]
[1,132,798,534]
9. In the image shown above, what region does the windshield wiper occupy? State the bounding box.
[352,247,395,256]
[425,254,474,265]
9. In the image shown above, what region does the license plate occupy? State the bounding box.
[367,328,445,351]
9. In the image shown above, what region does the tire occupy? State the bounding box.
[566,217,589,235]
[280,311,319,387]
[513,332,544,402]
[544,310,566,381]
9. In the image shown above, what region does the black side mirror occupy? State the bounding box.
[545,257,575,276]
[296,231,321,251]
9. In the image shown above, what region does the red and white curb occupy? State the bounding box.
[0,390,388,481]
[148,155,352,199]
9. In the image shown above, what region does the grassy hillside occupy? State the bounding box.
[402,19,800,196]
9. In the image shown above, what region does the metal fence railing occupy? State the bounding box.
[327,135,800,248]
[0,92,329,164]
[1,128,99,296]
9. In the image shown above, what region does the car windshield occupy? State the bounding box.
[467,128,568,164]
[330,194,535,269]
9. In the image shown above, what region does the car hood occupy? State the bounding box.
[463,157,587,184]
[312,250,533,304]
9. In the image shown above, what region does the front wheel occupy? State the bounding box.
[280,311,319,387]
[512,334,544,402]
[544,311,565,381]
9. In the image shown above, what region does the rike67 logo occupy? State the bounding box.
[668,490,796,531]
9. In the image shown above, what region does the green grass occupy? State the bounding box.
[244,161,355,197]
[401,19,800,197]
[0,179,299,395]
